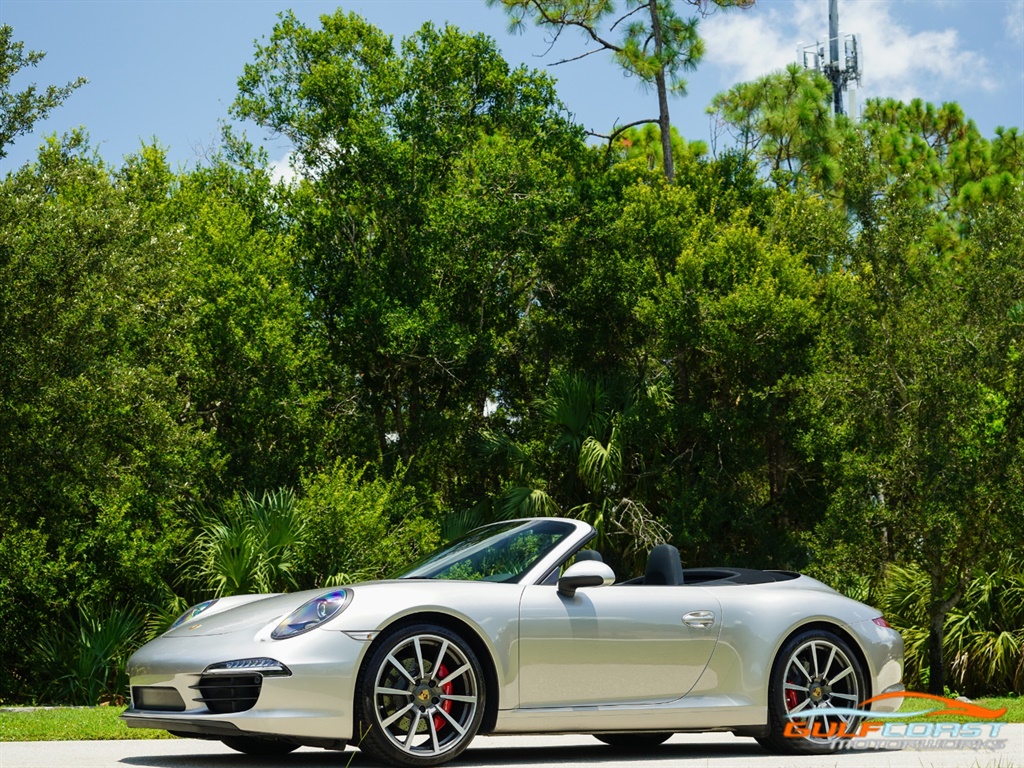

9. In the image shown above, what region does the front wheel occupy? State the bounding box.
[758,629,866,754]
[221,736,300,755]
[356,624,485,767]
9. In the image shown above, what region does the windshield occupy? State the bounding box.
[394,519,576,582]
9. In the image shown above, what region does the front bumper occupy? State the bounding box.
[846,618,905,713]
[121,629,367,743]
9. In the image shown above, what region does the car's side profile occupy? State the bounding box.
[122,517,904,765]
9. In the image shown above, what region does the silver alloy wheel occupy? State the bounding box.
[782,637,861,743]
[370,632,481,758]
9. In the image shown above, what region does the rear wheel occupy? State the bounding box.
[594,732,671,750]
[221,736,300,755]
[356,624,485,767]
[758,629,865,754]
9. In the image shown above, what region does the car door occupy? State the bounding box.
[517,584,722,708]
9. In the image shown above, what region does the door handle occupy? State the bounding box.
[683,610,715,628]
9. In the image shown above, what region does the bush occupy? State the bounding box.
[871,560,1024,697]
[34,605,145,705]
[192,488,306,596]
[0,525,66,703]
[295,459,439,585]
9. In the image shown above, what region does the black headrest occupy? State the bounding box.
[644,543,684,585]
[575,549,603,563]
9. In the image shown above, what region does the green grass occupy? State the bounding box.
[971,696,1024,721]
[1,696,1021,741]
[0,706,172,741]
[882,695,1024,723]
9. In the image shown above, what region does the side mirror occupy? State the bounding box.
[557,561,615,598]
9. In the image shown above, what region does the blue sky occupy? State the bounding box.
[2,0,1022,175]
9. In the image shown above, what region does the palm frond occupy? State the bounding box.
[497,485,560,519]
[143,581,193,640]
[193,487,306,596]
[479,429,532,479]
[35,605,146,705]
[441,507,488,541]
[578,427,623,493]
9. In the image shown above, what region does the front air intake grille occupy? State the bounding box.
[194,673,262,714]
[132,686,186,712]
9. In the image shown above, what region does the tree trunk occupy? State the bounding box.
[926,565,969,695]
[648,0,675,182]
[927,606,946,696]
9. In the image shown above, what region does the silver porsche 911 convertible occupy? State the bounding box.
[123,517,904,765]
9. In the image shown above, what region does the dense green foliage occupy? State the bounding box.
[0,13,1021,705]
[871,559,1024,697]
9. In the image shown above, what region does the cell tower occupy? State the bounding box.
[798,0,863,116]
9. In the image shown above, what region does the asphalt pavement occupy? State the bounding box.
[1,730,1021,768]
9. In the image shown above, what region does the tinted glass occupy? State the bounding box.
[395,519,575,582]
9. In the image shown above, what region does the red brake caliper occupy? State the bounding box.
[784,669,801,711]
[785,688,799,711]
[433,663,453,732]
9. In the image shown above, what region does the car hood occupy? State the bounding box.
[161,589,332,638]
[159,579,523,638]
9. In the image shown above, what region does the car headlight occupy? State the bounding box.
[169,599,219,630]
[204,658,291,677]
[271,589,352,639]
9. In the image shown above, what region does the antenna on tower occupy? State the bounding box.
[797,0,863,116]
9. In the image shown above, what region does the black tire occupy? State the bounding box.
[356,623,486,767]
[758,629,866,754]
[594,732,671,750]
[221,736,300,755]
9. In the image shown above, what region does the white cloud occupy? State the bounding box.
[268,152,299,186]
[700,10,794,83]
[1008,0,1024,42]
[701,0,997,103]
[842,1,997,99]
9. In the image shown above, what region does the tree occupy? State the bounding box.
[808,177,1024,695]
[707,63,842,189]
[157,156,317,493]
[479,372,670,572]
[487,0,753,181]
[230,11,587,498]
[642,202,825,564]
[859,99,995,212]
[0,134,316,701]
[0,25,86,161]
[613,122,707,174]
[709,83,1024,691]
[475,152,833,568]
[0,135,210,699]
[709,72,1023,220]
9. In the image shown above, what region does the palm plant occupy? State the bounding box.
[873,558,1024,696]
[35,605,146,705]
[478,372,669,572]
[945,562,1024,695]
[874,564,931,691]
[143,580,194,640]
[193,488,306,596]
[477,428,561,520]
